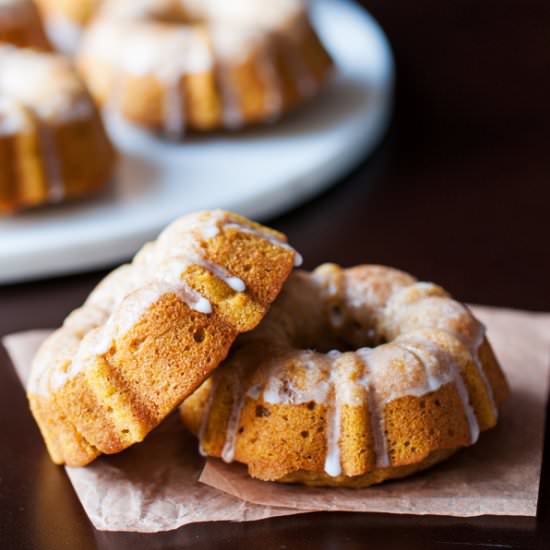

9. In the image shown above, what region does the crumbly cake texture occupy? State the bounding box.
[27,210,300,467]
[77,0,333,137]
[0,44,115,213]
[181,264,509,488]
[0,0,50,49]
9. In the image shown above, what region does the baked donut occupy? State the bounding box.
[28,210,301,467]
[181,264,509,487]
[77,0,333,137]
[0,0,50,49]
[0,44,115,213]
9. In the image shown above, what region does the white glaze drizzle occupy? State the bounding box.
[196,272,497,478]
[163,75,186,139]
[158,254,246,294]
[221,366,245,463]
[355,348,391,469]
[78,0,314,133]
[38,124,64,202]
[396,336,480,444]
[384,284,498,419]
[0,96,28,135]
[0,45,92,123]
[48,212,280,392]
[262,352,330,405]
[468,322,498,420]
[323,350,343,477]
[223,222,303,267]
[195,255,246,292]
[42,12,83,55]
[215,61,243,129]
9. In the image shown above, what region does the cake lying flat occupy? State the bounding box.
[181,264,509,487]
[77,0,333,136]
[28,210,300,466]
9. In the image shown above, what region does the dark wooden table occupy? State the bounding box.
[1,1,549,548]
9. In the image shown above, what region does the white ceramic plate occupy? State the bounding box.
[0,0,394,284]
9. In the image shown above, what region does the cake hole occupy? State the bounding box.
[411,447,417,453]
[255,405,271,418]
[307,401,316,411]
[434,400,441,407]
[193,328,205,343]
[243,264,252,272]
[238,427,244,434]
[404,441,410,447]
[121,429,129,435]
[300,431,309,438]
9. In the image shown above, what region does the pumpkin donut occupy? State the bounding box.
[181,264,508,487]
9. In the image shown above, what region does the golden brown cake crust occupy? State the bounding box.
[77,0,333,136]
[27,210,300,466]
[181,263,509,487]
[0,0,51,50]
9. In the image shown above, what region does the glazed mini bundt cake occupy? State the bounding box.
[77,0,333,137]
[28,210,301,467]
[181,264,509,487]
[0,44,115,213]
[0,0,50,49]
[34,0,102,53]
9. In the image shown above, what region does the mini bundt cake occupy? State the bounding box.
[77,0,333,137]
[0,44,115,213]
[0,0,50,49]
[34,0,101,53]
[28,210,301,467]
[181,264,509,487]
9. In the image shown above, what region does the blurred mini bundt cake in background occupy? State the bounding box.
[77,0,333,137]
[0,44,115,213]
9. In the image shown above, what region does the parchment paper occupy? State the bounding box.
[3,331,302,533]
[3,305,550,532]
[199,306,550,517]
